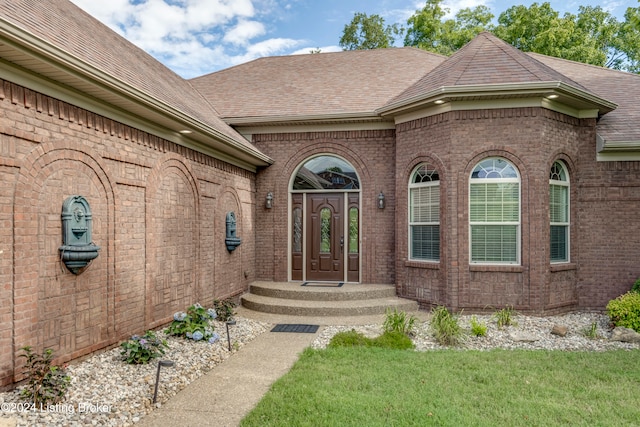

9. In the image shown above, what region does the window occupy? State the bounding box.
[550,161,569,263]
[469,158,520,264]
[292,156,359,190]
[409,164,440,261]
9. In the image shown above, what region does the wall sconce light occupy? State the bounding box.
[226,320,237,351]
[265,192,273,209]
[153,360,175,404]
[378,191,385,209]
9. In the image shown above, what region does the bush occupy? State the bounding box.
[371,331,415,350]
[382,308,417,337]
[470,316,487,337]
[213,298,237,322]
[632,278,640,294]
[19,346,70,406]
[607,291,640,333]
[120,330,168,364]
[430,306,463,346]
[165,303,220,343]
[327,330,415,350]
[328,330,370,348]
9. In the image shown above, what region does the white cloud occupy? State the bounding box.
[224,20,266,46]
[69,0,305,78]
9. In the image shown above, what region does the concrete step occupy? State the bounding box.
[248,281,397,301]
[241,292,419,317]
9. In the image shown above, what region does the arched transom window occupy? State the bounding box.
[549,161,569,263]
[469,157,520,264]
[292,155,359,190]
[409,164,440,262]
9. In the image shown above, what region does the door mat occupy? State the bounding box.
[271,324,320,333]
[301,281,344,287]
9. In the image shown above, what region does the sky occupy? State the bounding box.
[69,0,637,79]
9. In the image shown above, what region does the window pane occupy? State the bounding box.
[470,183,519,222]
[550,225,568,262]
[411,186,439,222]
[471,225,517,263]
[293,156,359,190]
[349,207,358,254]
[550,184,568,223]
[411,225,440,261]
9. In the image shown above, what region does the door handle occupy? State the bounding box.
[340,236,344,252]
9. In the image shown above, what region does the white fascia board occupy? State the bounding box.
[596,134,640,161]
[378,82,617,118]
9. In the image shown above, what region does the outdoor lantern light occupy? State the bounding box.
[153,360,175,404]
[378,191,385,209]
[265,192,273,209]
[226,320,237,351]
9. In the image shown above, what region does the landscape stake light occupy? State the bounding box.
[226,320,237,351]
[153,360,175,404]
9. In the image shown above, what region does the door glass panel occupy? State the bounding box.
[292,207,302,253]
[349,207,358,253]
[320,208,331,253]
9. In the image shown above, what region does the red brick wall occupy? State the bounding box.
[0,79,255,387]
[252,131,397,284]
[575,136,640,309]
[394,107,605,313]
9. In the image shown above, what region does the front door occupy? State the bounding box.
[307,193,344,281]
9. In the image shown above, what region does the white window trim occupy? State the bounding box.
[550,162,570,264]
[469,159,521,266]
[408,165,440,263]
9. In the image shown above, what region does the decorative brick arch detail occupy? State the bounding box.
[13,142,116,377]
[145,154,200,328]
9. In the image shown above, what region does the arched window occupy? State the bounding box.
[292,155,359,190]
[550,161,569,263]
[409,164,440,261]
[469,158,520,264]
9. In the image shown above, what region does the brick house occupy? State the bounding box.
[1,0,639,386]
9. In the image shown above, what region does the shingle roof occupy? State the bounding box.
[530,53,640,143]
[387,32,591,106]
[0,0,262,157]
[190,48,446,120]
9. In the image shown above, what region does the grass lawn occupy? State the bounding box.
[241,347,640,426]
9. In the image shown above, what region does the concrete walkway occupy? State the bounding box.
[137,327,318,427]
[137,308,425,427]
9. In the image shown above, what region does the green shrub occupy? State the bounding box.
[19,346,70,406]
[328,330,370,348]
[371,331,415,350]
[632,278,640,294]
[494,306,518,328]
[165,303,220,343]
[328,330,415,350]
[120,330,168,364]
[470,316,487,337]
[213,298,237,322]
[430,306,463,346]
[382,308,417,337]
[607,291,640,333]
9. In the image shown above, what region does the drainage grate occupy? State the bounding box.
[271,324,320,333]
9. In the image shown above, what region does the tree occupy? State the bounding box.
[494,2,640,72]
[404,0,493,55]
[339,12,402,50]
[342,1,640,73]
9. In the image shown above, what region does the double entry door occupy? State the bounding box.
[291,193,359,282]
